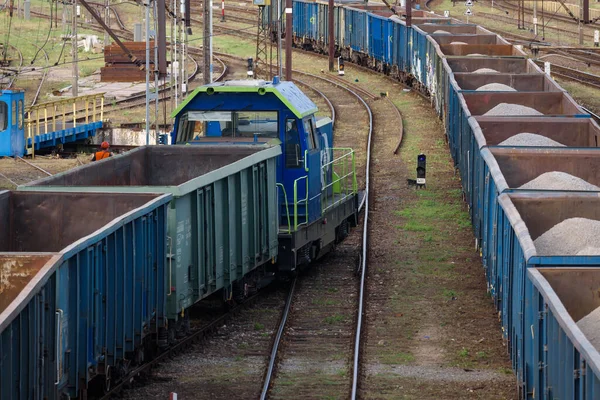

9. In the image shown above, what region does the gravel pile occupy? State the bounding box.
[533,217,600,256]
[451,41,468,45]
[577,247,600,255]
[498,133,565,147]
[577,306,600,352]
[519,172,600,191]
[476,83,516,92]
[467,53,484,56]
[483,103,544,116]
[473,68,499,74]
[433,30,451,34]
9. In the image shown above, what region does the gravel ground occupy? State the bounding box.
[473,68,499,74]
[533,218,600,256]
[0,155,90,189]
[483,103,543,116]
[498,133,565,147]
[476,83,516,92]
[577,306,600,352]
[519,171,600,191]
[357,71,516,399]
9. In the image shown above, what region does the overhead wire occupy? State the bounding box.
[31,0,55,64]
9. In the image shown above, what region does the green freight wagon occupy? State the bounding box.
[19,145,281,340]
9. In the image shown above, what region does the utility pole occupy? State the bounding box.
[328,0,334,71]
[145,0,150,144]
[104,0,109,46]
[579,0,584,45]
[285,0,292,80]
[203,0,210,84]
[72,0,78,97]
[406,0,412,27]
[278,0,282,77]
[533,0,537,35]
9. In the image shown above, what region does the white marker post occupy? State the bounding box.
[595,30,600,47]
[544,62,551,76]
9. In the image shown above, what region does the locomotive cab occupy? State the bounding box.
[171,79,359,271]
[0,89,25,157]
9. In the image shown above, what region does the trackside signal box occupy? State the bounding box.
[338,57,345,76]
[416,153,426,188]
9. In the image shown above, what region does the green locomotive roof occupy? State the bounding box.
[171,80,318,119]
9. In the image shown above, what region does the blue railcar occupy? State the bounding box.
[0,89,25,157]
[368,13,393,64]
[344,7,368,53]
[495,192,600,396]
[390,16,410,74]
[449,90,589,239]
[525,268,600,400]
[0,191,171,399]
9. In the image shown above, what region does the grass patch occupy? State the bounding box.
[380,351,415,364]
[324,314,345,324]
[253,322,265,331]
[442,289,457,299]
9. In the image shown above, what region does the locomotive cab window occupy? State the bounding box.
[285,118,301,168]
[177,110,278,143]
[18,100,23,129]
[0,101,7,131]
[304,118,317,149]
[12,101,16,127]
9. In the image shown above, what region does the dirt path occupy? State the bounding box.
[349,71,517,399]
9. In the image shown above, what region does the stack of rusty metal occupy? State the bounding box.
[101,41,155,82]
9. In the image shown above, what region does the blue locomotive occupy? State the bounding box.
[276,1,600,398]
[169,78,359,272]
[1,79,358,398]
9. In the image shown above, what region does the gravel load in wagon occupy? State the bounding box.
[433,30,451,34]
[519,172,600,191]
[533,217,600,256]
[498,133,566,146]
[474,68,499,74]
[476,83,516,92]
[577,306,600,351]
[484,103,543,116]
[473,68,500,74]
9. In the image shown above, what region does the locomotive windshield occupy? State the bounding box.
[176,110,278,142]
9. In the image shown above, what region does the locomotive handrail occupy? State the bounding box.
[293,175,309,231]
[322,147,357,213]
[276,183,292,234]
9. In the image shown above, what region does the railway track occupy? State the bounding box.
[90,62,371,400]
[533,58,600,89]
[258,72,374,399]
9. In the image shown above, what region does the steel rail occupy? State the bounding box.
[17,156,52,176]
[260,278,296,400]
[256,69,373,399]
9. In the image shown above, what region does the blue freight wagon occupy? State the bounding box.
[0,191,171,399]
[525,268,600,399]
[19,145,281,340]
[493,192,600,394]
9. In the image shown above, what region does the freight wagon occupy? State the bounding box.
[21,145,281,340]
[0,191,171,398]
[281,1,600,397]
[4,79,359,398]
